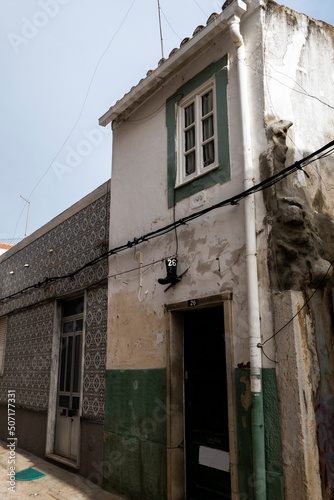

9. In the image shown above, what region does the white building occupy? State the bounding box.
[99,0,334,498]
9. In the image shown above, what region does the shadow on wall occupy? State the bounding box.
[315,393,334,493]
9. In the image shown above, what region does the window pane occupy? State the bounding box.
[63,321,74,333]
[75,319,83,332]
[73,335,81,393]
[185,103,194,127]
[59,337,67,392]
[66,336,73,392]
[72,397,80,410]
[185,126,195,152]
[202,115,214,141]
[59,395,70,408]
[63,297,84,317]
[185,151,196,175]
[203,141,215,166]
[202,90,213,116]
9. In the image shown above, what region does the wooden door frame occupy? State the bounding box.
[165,294,237,500]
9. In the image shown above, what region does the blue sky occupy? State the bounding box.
[0,0,333,241]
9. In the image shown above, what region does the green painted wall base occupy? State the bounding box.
[235,368,284,499]
[103,368,167,500]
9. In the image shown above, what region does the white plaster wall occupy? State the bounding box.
[107,5,270,371]
[262,5,334,497]
[264,4,334,206]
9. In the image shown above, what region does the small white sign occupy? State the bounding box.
[190,191,206,209]
[198,446,230,472]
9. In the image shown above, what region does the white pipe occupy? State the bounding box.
[229,14,262,389]
[228,13,266,499]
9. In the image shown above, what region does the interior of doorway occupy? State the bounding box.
[167,296,235,500]
[184,306,231,499]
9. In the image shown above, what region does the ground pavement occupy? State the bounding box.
[0,440,125,500]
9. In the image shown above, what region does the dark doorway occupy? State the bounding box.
[184,306,231,499]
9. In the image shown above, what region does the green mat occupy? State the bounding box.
[15,467,46,481]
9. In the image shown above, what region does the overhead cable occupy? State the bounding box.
[1,139,334,305]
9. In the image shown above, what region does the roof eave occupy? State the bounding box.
[99,0,247,127]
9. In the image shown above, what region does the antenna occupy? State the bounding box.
[157,0,165,59]
[20,195,30,238]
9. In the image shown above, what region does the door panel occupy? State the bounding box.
[55,298,83,462]
[184,306,231,499]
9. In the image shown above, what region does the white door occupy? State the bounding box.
[54,297,84,462]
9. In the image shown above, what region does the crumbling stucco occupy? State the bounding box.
[260,118,333,291]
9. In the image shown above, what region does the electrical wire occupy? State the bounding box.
[191,0,209,18]
[1,139,334,305]
[108,257,164,280]
[160,7,182,41]
[259,257,334,349]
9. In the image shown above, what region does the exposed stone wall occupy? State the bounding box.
[260,119,334,498]
[260,119,333,291]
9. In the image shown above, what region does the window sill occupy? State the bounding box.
[175,164,219,189]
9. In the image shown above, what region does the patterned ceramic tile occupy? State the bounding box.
[0,191,110,423]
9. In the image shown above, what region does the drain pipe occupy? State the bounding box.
[228,9,267,500]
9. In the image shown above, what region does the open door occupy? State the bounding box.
[184,306,231,499]
[54,297,84,463]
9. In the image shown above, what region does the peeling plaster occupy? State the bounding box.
[107,290,167,370]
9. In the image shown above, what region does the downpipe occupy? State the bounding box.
[228,12,267,500]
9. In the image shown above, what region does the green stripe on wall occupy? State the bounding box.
[103,368,167,500]
[235,368,284,500]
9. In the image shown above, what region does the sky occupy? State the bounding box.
[0,0,333,242]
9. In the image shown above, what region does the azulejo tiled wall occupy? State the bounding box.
[0,303,54,411]
[0,193,109,314]
[83,285,108,422]
[0,185,110,422]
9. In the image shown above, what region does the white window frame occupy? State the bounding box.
[0,316,7,376]
[176,77,218,187]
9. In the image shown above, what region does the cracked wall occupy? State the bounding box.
[263,3,334,497]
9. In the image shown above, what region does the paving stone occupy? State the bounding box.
[0,440,124,500]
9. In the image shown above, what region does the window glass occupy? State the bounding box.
[185,103,195,127]
[59,337,67,392]
[65,337,73,392]
[202,91,213,116]
[63,297,84,317]
[59,395,70,408]
[73,335,81,393]
[63,321,74,333]
[203,141,215,166]
[72,397,80,410]
[185,127,195,152]
[186,152,196,175]
[75,319,83,332]
[202,115,214,142]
